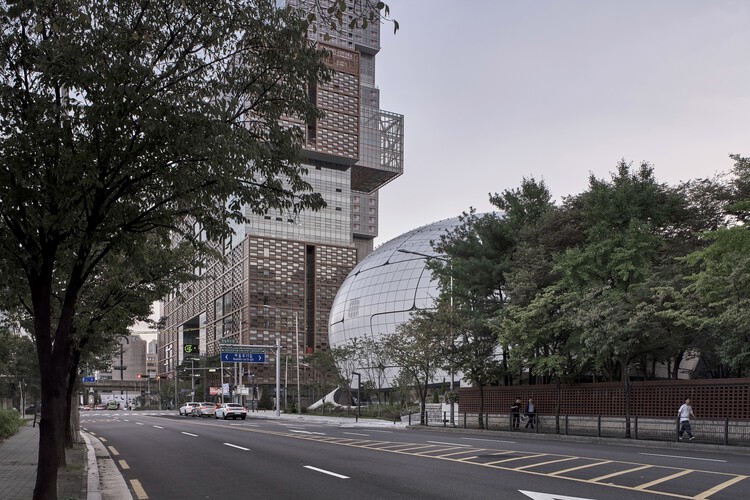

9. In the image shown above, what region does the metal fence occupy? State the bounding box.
[446,412,750,447]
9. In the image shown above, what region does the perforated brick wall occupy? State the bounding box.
[458,379,750,419]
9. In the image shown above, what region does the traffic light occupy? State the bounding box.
[137,373,142,379]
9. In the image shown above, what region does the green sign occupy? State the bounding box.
[184,344,199,354]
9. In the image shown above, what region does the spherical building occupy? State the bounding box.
[329,217,462,372]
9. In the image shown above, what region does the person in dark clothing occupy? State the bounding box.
[525,397,536,429]
[510,398,521,429]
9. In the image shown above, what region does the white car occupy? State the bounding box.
[215,403,248,420]
[191,401,217,417]
[179,402,199,416]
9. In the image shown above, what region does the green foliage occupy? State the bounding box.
[0,409,22,439]
[258,392,274,411]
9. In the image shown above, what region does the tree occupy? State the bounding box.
[554,161,685,437]
[672,155,750,374]
[382,310,445,425]
[0,1,353,496]
[433,210,513,428]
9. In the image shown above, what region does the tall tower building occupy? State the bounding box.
[158,1,403,395]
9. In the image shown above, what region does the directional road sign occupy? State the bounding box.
[220,352,266,363]
[82,376,96,383]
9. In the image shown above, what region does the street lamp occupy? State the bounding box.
[397,248,456,426]
[296,312,301,416]
[351,372,361,423]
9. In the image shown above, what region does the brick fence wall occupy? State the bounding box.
[458,378,750,419]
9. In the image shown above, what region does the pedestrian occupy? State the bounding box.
[677,397,696,441]
[510,398,521,429]
[525,397,536,429]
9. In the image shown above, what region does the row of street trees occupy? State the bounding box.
[337,157,749,431]
[0,1,395,498]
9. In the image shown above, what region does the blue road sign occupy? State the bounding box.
[82,376,96,383]
[220,352,266,363]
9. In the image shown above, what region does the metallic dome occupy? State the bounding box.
[329,217,462,348]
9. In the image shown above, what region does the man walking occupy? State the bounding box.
[511,398,521,430]
[678,397,696,441]
[525,397,536,429]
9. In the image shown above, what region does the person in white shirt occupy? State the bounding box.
[677,397,696,441]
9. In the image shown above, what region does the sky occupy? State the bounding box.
[372,0,750,246]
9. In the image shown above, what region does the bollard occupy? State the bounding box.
[634,416,638,440]
[565,415,569,435]
[597,415,601,437]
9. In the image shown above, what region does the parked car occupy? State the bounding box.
[214,403,247,420]
[191,402,217,417]
[94,403,106,410]
[106,401,120,410]
[179,402,199,416]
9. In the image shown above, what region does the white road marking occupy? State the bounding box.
[427,441,471,447]
[181,432,198,437]
[152,425,164,429]
[463,437,517,444]
[520,490,594,500]
[290,430,326,435]
[136,422,144,425]
[344,432,370,437]
[303,465,349,479]
[223,443,250,451]
[639,453,726,463]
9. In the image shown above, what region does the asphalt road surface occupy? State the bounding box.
[81,411,750,500]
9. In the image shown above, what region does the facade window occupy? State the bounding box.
[214,297,223,319]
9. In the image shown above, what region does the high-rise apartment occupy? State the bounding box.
[157,1,403,395]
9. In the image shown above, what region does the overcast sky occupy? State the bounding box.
[373,0,750,245]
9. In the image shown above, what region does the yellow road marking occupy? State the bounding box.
[118,459,129,470]
[389,444,441,452]
[485,453,546,465]
[130,479,149,499]
[440,448,503,459]
[415,446,469,455]
[590,464,652,483]
[107,445,119,456]
[515,456,578,471]
[694,474,749,500]
[549,460,613,476]
[635,469,693,490]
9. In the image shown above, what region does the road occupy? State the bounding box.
[81,411,750,500]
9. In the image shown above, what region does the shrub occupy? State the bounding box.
[0,409,22,439]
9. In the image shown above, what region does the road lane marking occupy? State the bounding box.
[549,460,612,476]
[118,459,130,470]
[635,469,693,490]
[515,457,578,471]
[130,479,149,499]
[344,432,370,437]
[152,425,164,429]
[694,474,749,500]
[303,465,349,479]
[290,430,326,435]
[181,432,198,437]
[223,443,251,451]
[590,464,652,483]
[639,453,727,463]
[485,453,547,465]
[108,446,119,456]
[427,441,471,447]
[136,422,144,425]
[415,446,470,455]
[463,437,517,444]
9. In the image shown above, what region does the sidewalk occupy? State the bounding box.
[0,420,86,500]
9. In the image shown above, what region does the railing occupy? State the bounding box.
[441,413,750,447]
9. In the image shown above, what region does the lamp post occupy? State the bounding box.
[352,372,361,423]
[397,248,456,426]
[295,312,301,416]
[115,336,130,409]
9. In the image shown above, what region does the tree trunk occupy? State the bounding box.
[477,383,485,429]
[555,376,561,434]
[621,358,632,439]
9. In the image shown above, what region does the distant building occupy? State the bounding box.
[157,1,404,394]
